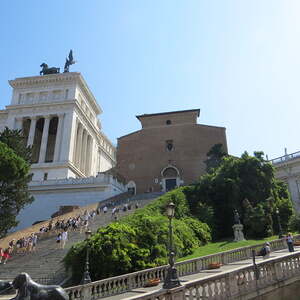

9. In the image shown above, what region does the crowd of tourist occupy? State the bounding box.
[0,199,140,265]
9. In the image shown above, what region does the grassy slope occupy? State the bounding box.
[178,235,282,262]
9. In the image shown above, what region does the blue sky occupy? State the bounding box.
[0,1,299,159]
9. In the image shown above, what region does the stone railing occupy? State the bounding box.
[65,236,298,299]
[269,150,300,165]
[29,173,125,191]
[125,251,300,300]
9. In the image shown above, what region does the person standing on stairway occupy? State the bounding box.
[61,229,68,249]
[286,233,295,252]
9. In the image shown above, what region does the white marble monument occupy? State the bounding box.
[0,72,115,181]
[0,72,126,230]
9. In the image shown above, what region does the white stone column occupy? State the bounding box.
[60,112,77,162]
[85,136,92,176]
[97,149,102,172]
[27,116,37,146]
[38,116,51,163]
[53,114,64,162]
[75,124,83,168]
[72,120,79,164]
[89,138,96,176]
[14,117,23,130]
[81,130,88,173]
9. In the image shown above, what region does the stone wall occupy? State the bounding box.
[12,174,126,231]
[117,110,227,194]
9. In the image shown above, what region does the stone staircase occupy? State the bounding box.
[0,192,163,284]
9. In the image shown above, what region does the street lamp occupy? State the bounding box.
[81,229,92,285]
[276,208,283,239]
[163,202,181,289]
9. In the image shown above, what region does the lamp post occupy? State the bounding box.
[163,202,181,289]
[81,229,92,285]
[276,208,283,239]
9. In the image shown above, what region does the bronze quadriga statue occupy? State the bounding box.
[10,273,68,300]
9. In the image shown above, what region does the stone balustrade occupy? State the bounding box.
[29,173,125,190]
[269,150,300,165]
[65,236,299,299]
[124,251,300,300]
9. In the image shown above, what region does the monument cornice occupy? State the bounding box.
[5,100,75,111]
[9,72,102,116]
[9,72,81,88]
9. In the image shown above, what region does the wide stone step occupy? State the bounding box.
[0,195,159,282]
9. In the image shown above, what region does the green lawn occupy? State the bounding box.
[178,235,281,262]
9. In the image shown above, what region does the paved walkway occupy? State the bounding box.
[104,246,300,300]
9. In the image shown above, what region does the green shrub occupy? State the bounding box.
[64,189,211,283]
[289,214,300,232]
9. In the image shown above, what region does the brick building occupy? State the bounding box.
[116,109,227,194]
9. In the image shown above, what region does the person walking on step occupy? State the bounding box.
[32,233,38,252]
[286,233,295,252]
[0,247,4,263]
[56,232,62,249]
[61,229,68,249]
[2,247,12,264]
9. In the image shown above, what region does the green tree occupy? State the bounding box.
[64,189,211,283]
[204,143,227,172]
[0,127,32,163]
[186,151,293,239]
[0,141,33,237]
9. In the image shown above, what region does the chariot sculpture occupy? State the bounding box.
[40,63,60,75]
[10,273,68,300]
[40,50,76,76]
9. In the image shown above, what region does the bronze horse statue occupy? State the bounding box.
[10,273,68,300]
[40,63,60,76]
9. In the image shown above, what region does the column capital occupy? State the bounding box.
[42,115,51,120]
[57,113,65,118]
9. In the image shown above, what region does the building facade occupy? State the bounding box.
[0,72,125,230]
[270,150,300,211]
[116,109,227,195]
[0,72,116,181]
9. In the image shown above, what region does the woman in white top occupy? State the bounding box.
[61,230,68,249]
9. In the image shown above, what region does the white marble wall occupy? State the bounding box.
[273,155,300,211]
[14,174,126,230]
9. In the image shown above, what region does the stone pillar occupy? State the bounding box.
[72,120,79,164]
[14,117,23,130]
[27,116,37,146]
[85,136,92,176]
[81,130,88,173]
[233,224,246,242]
[75,124,83,168]
[53,114,64,162]
[60,112,77,162]
[38,116,51,163]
